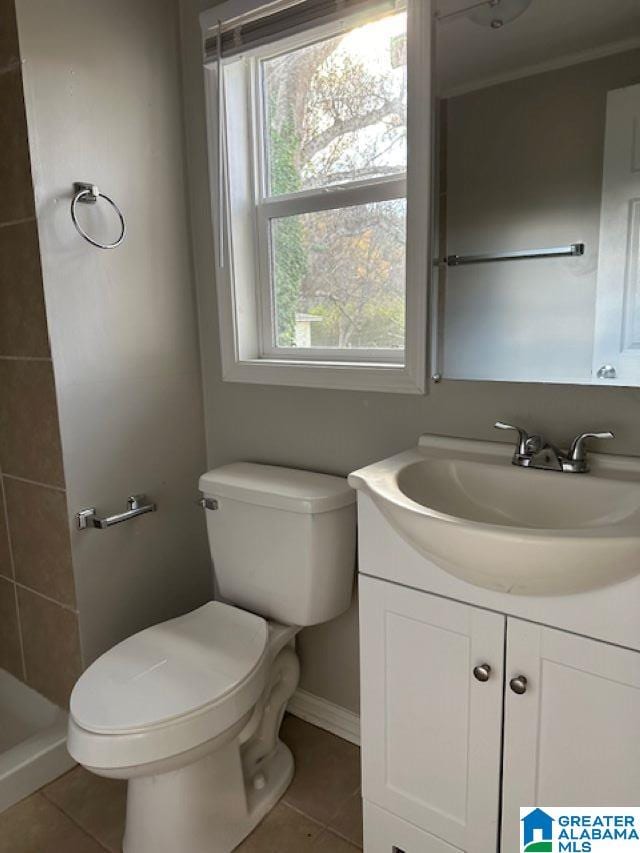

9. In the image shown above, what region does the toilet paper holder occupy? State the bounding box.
[77,494,156,530]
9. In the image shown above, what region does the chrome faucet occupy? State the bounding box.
[494,422,614,473]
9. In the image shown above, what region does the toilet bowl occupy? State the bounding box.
[68,463,356,853]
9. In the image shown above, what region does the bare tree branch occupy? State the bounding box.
[301,97,405,163]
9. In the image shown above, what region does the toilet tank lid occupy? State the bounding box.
[199,463,355,514]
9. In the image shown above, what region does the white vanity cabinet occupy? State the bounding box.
[359,575,640,853]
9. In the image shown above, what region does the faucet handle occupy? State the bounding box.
[568,431,614,462]
[494,422,542,456]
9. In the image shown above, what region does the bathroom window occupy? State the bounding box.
[202,0,430,393]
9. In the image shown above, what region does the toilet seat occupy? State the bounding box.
[68,602,270,771]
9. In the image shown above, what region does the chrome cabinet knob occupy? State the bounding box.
[509,675,528,695]
[473,664,491,682]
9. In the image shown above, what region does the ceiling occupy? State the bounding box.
[435,0,640,95]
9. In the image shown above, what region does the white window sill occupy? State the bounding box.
[222,357,426,394]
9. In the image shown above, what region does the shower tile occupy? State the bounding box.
[0,576,22,679]
[0,0,20,70]
[18,587,81,707]
[5,478,75,606]
[0,359,65,487]
[0,219,49,358]
[0,69,34,224]
[0,484,12,579]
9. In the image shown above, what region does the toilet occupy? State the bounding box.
[67,463,356,853]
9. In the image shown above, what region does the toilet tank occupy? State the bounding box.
[199,463,356,626]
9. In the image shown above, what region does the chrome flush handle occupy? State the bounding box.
[199,497,219,510]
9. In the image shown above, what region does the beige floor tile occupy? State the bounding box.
[281,715,361,825]
[236,802,322,853]
[312,829,361,852]
[0,793,105,853]
[43,766,126,853]
[328,790,363,848]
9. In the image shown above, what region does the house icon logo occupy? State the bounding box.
[521,807,554,852]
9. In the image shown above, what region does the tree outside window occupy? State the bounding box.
[262,13,408,350]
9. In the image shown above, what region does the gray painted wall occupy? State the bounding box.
[443,49,640,383]
[179,0,640,714]
[17,0,213,666]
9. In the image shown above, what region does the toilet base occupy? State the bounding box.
[244,739,295,834]
[123,737,294,853]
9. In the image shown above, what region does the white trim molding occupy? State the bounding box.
[287,688,361,746]
[439,35,640,100]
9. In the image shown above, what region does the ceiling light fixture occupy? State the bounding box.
[436,0,533,28]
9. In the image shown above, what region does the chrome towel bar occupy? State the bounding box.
[71,181,126,250]
[439,242,585,267]
[77,495,156,530]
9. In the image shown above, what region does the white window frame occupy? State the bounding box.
[201,0,432,393]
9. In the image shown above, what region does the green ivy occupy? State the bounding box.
[270,110,307,346]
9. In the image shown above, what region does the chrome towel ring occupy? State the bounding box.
[71,181,126,249]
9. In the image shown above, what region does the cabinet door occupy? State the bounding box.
[359,576,505,853]
[502,619,640,851]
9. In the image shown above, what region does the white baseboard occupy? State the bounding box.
[287,688,360,746]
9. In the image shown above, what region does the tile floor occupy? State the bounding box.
[0,715,363,853]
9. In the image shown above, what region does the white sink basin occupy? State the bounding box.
[348,435,640,595]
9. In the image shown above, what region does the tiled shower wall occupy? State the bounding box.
[0,0,81,708]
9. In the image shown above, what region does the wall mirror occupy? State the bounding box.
[433,0,640,386]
